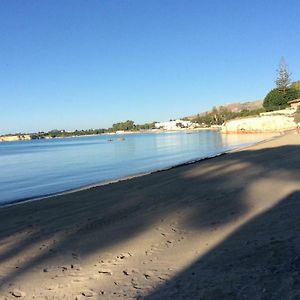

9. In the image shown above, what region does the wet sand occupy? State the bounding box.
[1,131,300,299]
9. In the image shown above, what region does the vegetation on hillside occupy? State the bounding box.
[263,88,300,111]
[263,58,300,111]
[111,120,156,132]
[191,106,265,126]
[291,80,300,91]
[30,129,107,139]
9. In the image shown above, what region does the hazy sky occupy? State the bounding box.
[1,0,300,134]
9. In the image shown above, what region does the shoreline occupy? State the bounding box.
[1,130,300,299]
[0,132,280,208]
[0,127,221,142]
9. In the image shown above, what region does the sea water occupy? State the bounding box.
[0,131,272,205]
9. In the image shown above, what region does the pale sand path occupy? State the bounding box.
[0,131,300,299]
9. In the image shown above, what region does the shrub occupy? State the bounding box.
[291,81,300,91]
[263,88,300,111]
[294,108,300,124]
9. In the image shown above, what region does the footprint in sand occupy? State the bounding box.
[166,239,176,246]
[116,252,132,260]
[10,289,26,298]
[76,290,96,298]
[131,278,144,290]
[98,252,132,267]
[131,279,153,292]
[60,266,68,272]
[144,270,155,279]
[98,268,113,275]
[77,288,105,298]
[123,268,139,276]
[158,273,170,281]
[71,263,81,271]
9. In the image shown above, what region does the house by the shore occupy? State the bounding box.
[154,119,195,130]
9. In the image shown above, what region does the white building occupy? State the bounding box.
[154,119,193,131]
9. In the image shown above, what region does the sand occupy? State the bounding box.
[1,131,300,299]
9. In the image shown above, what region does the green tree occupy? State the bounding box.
[112,120,135,131]
[275,57,291,91]
[263,88,300,111]
[291,80,300,91]
[192,106,244,126]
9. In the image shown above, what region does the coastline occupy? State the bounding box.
[1,130,299,299]
[0,131,280,208]
[0,127,221,143]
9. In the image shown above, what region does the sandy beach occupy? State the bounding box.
[1,131,300,299]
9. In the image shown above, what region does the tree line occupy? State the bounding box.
[111,120,156,132]
[30,121,157,139]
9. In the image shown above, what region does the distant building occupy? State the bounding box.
[116,130,125,134]
[288,98,300,109]
[154,119,193,130]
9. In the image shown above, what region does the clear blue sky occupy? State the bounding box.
[1,0,300,134]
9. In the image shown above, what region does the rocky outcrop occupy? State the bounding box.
[259,108,296,117]
[0,135,31,142]
[221,115,296,134]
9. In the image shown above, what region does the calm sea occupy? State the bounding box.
[0,131,272,205]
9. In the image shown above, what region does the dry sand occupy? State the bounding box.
[1,131,300,299]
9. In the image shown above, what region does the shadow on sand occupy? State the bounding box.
[146,190,300,299]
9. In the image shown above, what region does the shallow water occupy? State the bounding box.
[0,131,273,205]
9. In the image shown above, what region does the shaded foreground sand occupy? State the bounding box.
[1,132,300,299]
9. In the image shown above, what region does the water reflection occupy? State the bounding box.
[0,131,274,204]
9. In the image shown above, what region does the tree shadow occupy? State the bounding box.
[0,144,300,297]
[146,190,300,299]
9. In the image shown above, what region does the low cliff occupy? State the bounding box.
[221,115,296,134]
[0,135,31,142]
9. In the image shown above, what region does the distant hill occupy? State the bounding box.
[220,99,263,112]
[185,100,263,120]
